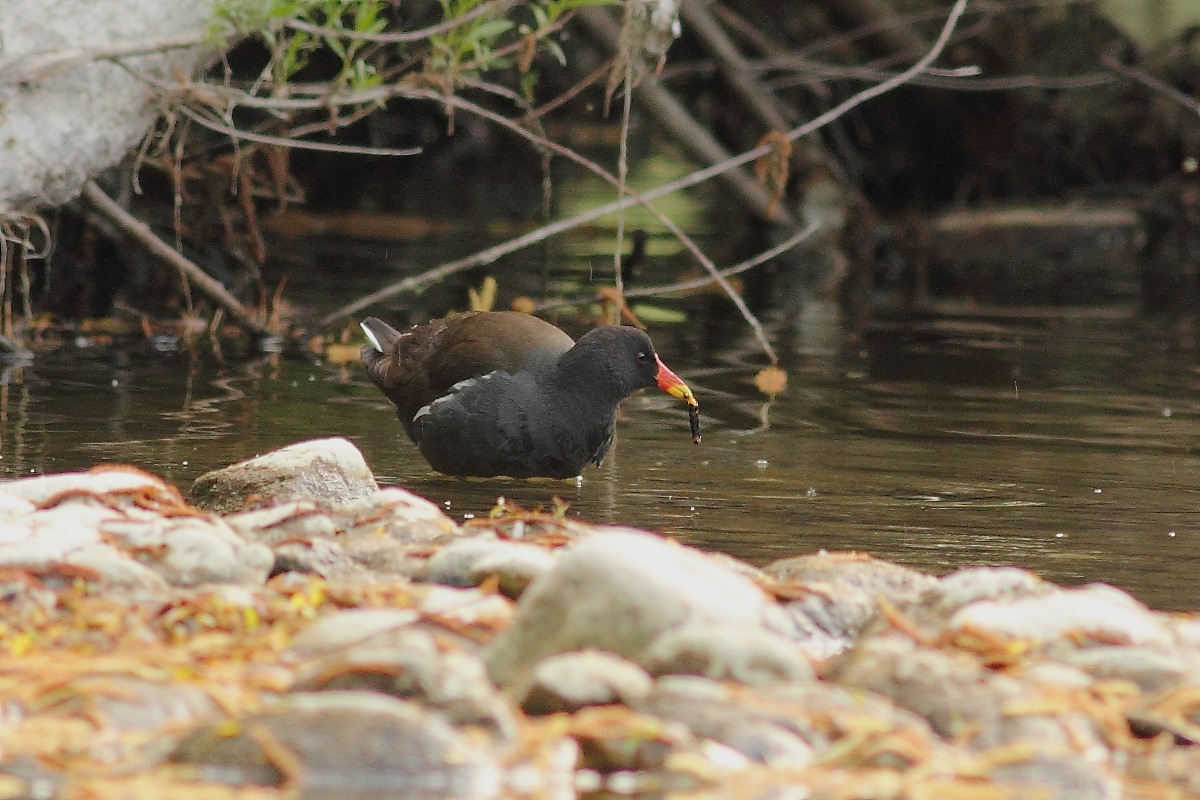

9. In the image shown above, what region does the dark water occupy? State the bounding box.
[5,296,1200,611]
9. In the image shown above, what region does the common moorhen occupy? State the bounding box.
[360,311,700,478]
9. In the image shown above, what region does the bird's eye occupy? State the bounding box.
[635,352,647,364]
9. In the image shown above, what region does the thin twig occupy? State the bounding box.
[536,221,821,312]
[81,181,274,337]
[613,46,633,326]
[177,105,421,156]
[1102,55,1200,119]
[764,59,1112,92]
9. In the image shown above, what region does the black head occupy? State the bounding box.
[555,326,692,405]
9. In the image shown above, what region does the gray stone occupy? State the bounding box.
[486,529,791,689]
[1059,646,1190,693]
[293,622,515,739]
[927,566,1050,616]
[189,438,378,514]
[948,583,1171,649]
[766,550,936,595]
[520,651,653,714]
[640,623,814,684]
[633,677,815,767]
[170,691,502,799]
[768,550,937,647]
[825,637,1107,753]
[287,608,421,658]
[420,536,558,598]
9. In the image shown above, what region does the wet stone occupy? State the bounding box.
[519,651,653,715]
[189,437,378,514]
[170,691,503,800]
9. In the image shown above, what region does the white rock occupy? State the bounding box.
[949,584,1171,648]
[487,529,792,688]
[189,438,378,514]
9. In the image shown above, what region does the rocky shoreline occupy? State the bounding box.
[0,437,1196,798]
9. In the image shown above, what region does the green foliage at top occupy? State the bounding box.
[212,0,618,95]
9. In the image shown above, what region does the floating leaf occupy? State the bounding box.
[754,366,788,398]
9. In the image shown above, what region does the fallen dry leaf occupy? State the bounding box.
[754,366,788,398]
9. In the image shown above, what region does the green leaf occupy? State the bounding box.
[470,18,514,40]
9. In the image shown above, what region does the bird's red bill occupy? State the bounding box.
[655,355,701,444]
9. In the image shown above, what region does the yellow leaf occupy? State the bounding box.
[468,276,498,312]
[754,366,788,398]
[324,343,361,365]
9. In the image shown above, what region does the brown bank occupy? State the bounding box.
[0,437,1196,799]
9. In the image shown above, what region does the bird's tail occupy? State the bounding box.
[360,317,402,352]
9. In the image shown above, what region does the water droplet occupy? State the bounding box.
[182,460,188,466]
[1055,532,1065,538]
[1093,488,1102,494]
[1169,531,1177,537]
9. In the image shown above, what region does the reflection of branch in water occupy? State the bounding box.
[752,400,773,435]
[159,365,249,442]
[0,372,34,476]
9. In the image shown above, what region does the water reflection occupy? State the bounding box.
[3,308,1199,610]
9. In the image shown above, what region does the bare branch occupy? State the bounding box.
[81,181,274,337]
[177,105,422,156]
[536,221,822,311]
[1103,55,1200,119]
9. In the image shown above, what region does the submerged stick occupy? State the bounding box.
[82,181,274,337]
